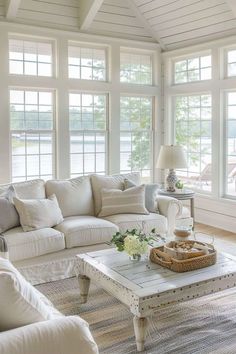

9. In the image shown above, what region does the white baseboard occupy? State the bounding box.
[195,207,236,233]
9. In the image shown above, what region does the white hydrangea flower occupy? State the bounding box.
[124,234,148,256]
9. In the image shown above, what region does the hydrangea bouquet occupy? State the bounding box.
[111,228,157,261]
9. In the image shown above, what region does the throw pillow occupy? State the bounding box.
[0,257,62,331]
[13,194,63,232]
[0,186,20,233]
[91,173,141,216]
[0,179,46,199]
[45,176,94,217]
[124,179,160,213]
[99,184,149,217]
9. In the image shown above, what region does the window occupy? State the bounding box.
[227,50,236,77]
[69,93,107,177]
[225,91,236,197]
[174,94,212,192]
[10,89,54,182]
[120,51,152,85]
[9,39,53,76]
[120,96,153,182]
[174,54,211,84]
[68,45,106,80]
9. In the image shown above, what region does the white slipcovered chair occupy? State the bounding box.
[0,256,98,354]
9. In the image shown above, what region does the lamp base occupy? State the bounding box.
[166,169,178,192]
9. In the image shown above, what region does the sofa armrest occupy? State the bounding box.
[0,234,9,259]
[0,316,99,354]
[157,196,182,236]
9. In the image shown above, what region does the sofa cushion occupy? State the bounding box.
[99,185,149,217]
[45,176,94,217]
[14,195,63,232]
[55,216,118,248]
[103,213,167,235]
[0,257,62,331]
[91,173,141,216]
[3,227,65,262]
[0,179,46,199]
[0,187,20,233]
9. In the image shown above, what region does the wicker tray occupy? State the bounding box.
[150,243,216,272]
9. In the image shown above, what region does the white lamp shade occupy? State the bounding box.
[156,145,187,169]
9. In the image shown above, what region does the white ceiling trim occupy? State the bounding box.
[226,0,236,17]
[5,0,21,19]
[80,0,104,30]
[128,0,165,49]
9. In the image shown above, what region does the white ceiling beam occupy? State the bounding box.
[5,0,21,19]
[226,0,236,17]
[80,0,104,30]
[127,0,166,50]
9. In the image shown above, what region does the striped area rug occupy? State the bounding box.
[37,277,236,354]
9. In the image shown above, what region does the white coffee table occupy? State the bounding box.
[76,248,236,352]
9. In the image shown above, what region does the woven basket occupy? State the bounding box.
[164,240,207,260]
[150,243,216,272]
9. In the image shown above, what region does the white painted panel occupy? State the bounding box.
[103,0,129,7]
[163,19,236,45]
[150,3,230,30]
[90,21,150,37]
[101,4,132,16]
[159,12,234,38]
[143,0,225,20]
[137,0,181,12]
[0,5,5,16]
[17,9,79,27]
[21,0,79,17]
[37,0,79,6]
[95,12,140,27]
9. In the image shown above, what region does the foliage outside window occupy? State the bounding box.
[174,55,212,84]
[120,96,153,182]
[175,94,212,192]
[227,50,236,77]
[9,39,52,76]
[225,91,236,197]
[120,51,152,85]
[10,89,54,182]
[68,46,106,80]
[69,93,107,176]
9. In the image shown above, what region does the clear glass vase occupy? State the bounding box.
[129,253,141,261]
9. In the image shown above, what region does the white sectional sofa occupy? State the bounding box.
[0,173,182,284]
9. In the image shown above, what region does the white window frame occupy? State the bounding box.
[69,91,109,177]
[223,46,236,79]
[9,35,56,78]
[9,88,56,181]
[68,41,109,82]
[172,50,212,86]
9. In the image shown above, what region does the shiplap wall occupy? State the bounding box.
[0,0,5,18]
[88,0,153,42]
[133,0,236,49]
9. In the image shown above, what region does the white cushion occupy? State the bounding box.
[55,216,119,248]
[99,185,149,217]
[14,195,63,232]
[0,179,46,199]
[103,213,167,234]
[91,173,141,216]
[45,176,94,217]
[0,257,62,331]
[4,227,65,262]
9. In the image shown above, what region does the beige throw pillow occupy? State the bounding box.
[13,194,63,232]
[99,185,149,217]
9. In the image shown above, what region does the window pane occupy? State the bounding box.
[9,38,53,77]
[68,45,106,81]
[175,94,212,192]
[120,51,152,85]
[10,90,54,180]
[226,91,236,196]
[174,54,212,84]
[120,96,152,181]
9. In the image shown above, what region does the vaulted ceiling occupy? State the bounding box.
[1,0,236,50]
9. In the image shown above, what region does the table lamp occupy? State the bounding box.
[156,145,187,192]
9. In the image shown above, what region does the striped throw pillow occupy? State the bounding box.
[99,185,149,217]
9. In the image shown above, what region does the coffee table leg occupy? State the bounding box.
[78,275,90,303]
[133,316,148,352]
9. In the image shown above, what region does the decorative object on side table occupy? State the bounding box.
[156,145,187,192]
[111,228,160,261]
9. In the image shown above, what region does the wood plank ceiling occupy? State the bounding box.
[1,0,236,50]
